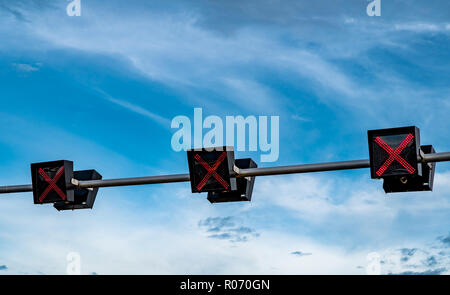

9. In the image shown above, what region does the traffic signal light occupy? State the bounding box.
[368,126,422,179]
[187,146,237,193]
[382,145,436,193]
[31,160,74,204]
[54,170,102,211]
[207,158,257,203]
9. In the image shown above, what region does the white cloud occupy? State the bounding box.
[13,2,446,124]
[250,171,450,248]
[12,63,40,72]
[6,6,363,111]
[256,172,450,219]
[221,78,281,112]
[378,244,450,275]
[4,1,449,125]
[96,89,172,128]
[255,174,389,222]
[1,164,449,274]
[394,22,447,33]
[291,114,311,122]
[344,18,356,24]
[0,187,370,275]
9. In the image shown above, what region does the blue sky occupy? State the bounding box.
[0,0,450,274]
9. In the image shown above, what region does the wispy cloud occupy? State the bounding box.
[221,77,281,112]
[291,114,311,122]
[5,4,364,113]
[3,0,449,125]
[12,63,40,72]
[96,89,171,128]
[394,22,450,33]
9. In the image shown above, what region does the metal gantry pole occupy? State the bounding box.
[75,159,370,189]
[77,173,191,189]
[1,152,450,194]
[236,159,370,177]
[0,185,33,194]
[421,152,450,163]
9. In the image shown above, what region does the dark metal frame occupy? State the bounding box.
[1,152,450,194]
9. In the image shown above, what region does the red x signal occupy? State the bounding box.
[194,152,230,191]
[374,134,416,177]
[38,166,67,202]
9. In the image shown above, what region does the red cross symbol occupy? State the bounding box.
[38,166,67,202]
[194,152,230,191]
[374,134,416,177]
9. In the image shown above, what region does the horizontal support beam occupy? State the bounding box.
[78,159,370,188]
[1,151,450,194]
[422,152,450,163]
[236,159,370,177]
[0,184,33,194]
[77,173,190,189]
